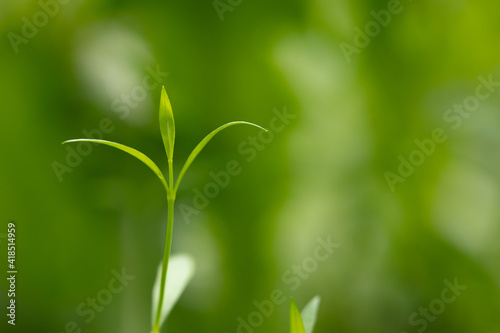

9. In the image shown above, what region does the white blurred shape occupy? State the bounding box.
[73,21,155,125]
[432,161,498,255]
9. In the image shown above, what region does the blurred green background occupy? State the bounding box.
[1,0,500,332]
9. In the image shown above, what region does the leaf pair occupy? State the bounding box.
[290,296,321,333]
[63,86,266,195]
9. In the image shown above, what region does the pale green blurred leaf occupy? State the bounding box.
[151,254,195,329]
[301,296,321,333]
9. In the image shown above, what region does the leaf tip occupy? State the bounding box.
[253,123,268,132]
[160,85,171,107]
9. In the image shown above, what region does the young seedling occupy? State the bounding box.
[63,86,266,332]
[290,296,321,333]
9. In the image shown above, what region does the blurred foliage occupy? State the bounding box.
[1,0,500,332]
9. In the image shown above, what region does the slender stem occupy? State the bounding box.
[152,159,176,333]
[168,158,174,199]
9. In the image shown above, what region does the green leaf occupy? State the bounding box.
[301,296,321,333]
[174,121,267,192]
[290,297,306,333]
[151,254,195,329]
[62,139,168,192]
[159,86,175,161]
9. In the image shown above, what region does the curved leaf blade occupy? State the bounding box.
[159,86,175,160]
[151,254,195,329]
[62,139,168,191]
[301,296,321,333]
[174,121,267,192]
[290,297,306,333]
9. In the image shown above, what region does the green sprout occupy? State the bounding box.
[290,296,321,333]
[63,86,266,333]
